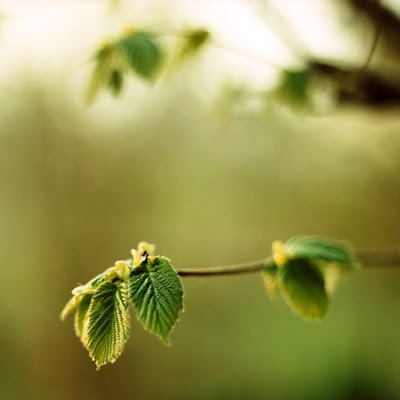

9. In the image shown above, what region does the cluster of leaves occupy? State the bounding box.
[61,236,356,369]
[83,26,343,111]
[61,242,183,369]
[85,27,210,103]
[263,237,358,320]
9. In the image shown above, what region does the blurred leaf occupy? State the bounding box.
[74,294,92,343]
[284,236,355,266]
[108,69,124,95]
[276,68,311,107]
[322,264,343,295]
[262,260,280,298]
[117,31,162,79]
[129,257,183,343]
[87,281,130,369]
[279,259,328,320]
[85,44,127,104]
[178,28,210,62]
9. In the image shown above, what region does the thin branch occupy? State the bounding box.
[357,0,383,76]
[177,259,268,277]
[176,248,400,277]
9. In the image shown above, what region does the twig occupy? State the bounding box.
[358,0,383,75]
[176,248,400,277]
[177,259,268,277]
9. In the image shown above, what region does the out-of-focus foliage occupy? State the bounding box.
[274,68,312,109]
[278,258,328,320]
[117,31,162,79]
[177,27,210,63]
[264,237,357,320]
[284,236,356,265]
[85,27,211,104]
[85,42,129,103]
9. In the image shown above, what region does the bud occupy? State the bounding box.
[272,240,288,267]
[115,260,130,281]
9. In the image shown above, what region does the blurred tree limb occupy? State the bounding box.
[257,0,400,108]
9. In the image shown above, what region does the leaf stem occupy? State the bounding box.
[176,248,400,277]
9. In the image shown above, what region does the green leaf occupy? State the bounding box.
[86,281,130,369]
[322,264,343,295]
[129,257,183,343]
[278,259,328,320]
[262,260,280,298]
[108,69,124,95]
[60,266,117,322]
[117,31,162,79]
[60,294,84,321]
[74,294,92,343]
[88,266,116,286]
[178,28,210,61]
[276,68,311,107]
[85,44,127,104]
[285,236,355,266]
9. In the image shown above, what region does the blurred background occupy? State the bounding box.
[0,0,400,399]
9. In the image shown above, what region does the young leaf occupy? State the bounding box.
[177,28,210,62]
[60,294,85,321]
[129,257,183,343]
[86,281,130,369]
[81,266,117,289]
[262,261,280,298]
[117,31,162,79]
[108,69,124,95]
[60,265,117,322]
[278,259,328,320]
[74,294,92,343]
[284,236,355,266]
[85,44,127,104]
[276,68,311,107]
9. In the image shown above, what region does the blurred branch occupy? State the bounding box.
[357,0,383,76]
[252,0,400,108]
[177,248,400,277]
[349,0,400,57]
[177,259,268,277]
[254,0,310,60]
[310,60,400,107]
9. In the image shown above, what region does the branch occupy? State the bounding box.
[176,248,400,277]
[357,0,383,76]
[177,259,267,277]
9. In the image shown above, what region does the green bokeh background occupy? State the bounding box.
[1,2,400,399]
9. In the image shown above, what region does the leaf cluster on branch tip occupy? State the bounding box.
[264,237,357,320]
[61,237,357,369]
[84,26,210,104]
[61,242,183,369]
